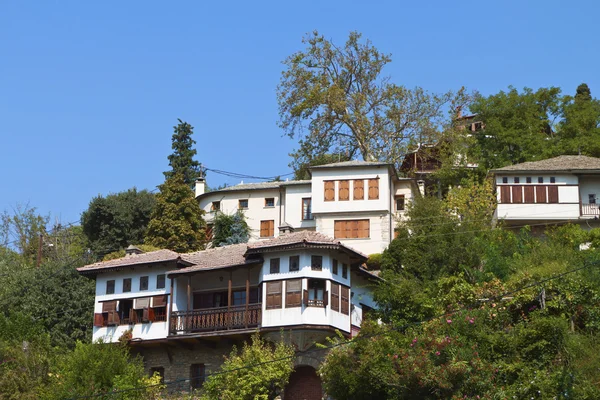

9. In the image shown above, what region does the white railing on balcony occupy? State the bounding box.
[581,203,600,216]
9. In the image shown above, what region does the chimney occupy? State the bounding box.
[278,222,295,235]
[195,177,206,197]
[125,245,143,256]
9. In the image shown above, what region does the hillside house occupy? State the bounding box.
[77,231,380,398]
[492,155,600,230]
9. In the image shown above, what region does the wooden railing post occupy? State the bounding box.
[245,269,250,328]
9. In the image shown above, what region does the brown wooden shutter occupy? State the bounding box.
[368,179,379,200]
[548,186,559,203]
[341,286,350,315]
[500,186,511,203]
[130,308,137,324]
[102,300,117,313]
[324,291,329,307]
[286,279,302,307]
[351,220,360,238]
[524,186,534,204]
[269,220,274,236]
[93,313,104,327]
[511,185,523,203]
[303,289,308,306]
[153,295,168,307]
[334,221,344,239]
[324,181,335,201]
[536,186,547,203]
[339,180,349,201]
[331,283,340,311]
[358,220,369,238]
[148,307,155,322]
[353,180,364,200]
[107,311,120,326]
[142,308,150,322]
[266,281,282,309]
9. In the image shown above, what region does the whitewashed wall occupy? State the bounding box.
[92,265,172,343]
[350,272,377,328]
[316,213,391,255]
[282,184,315,229]
[579,177,600,204]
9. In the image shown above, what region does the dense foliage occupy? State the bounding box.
[81,188,156,257]
[320,195,600,399]
[145,174,207,252]
[211,211,250,247]
[201,333,295,400]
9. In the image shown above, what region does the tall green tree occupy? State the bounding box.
[163,119,202,187]
[469,86,562,169]
[81,188,156,257]
[277,31,457,167]
[1,204,48,263]
[145,174,206,252]
[557,83,600,156]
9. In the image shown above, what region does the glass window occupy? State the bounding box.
[342,264,348,279]
[526,177,532,183]
[140,276,149,291]
[332,259,338,275]
[211,201,220,212]
[502,177,508,184]
[396,195,405,211]
[289,256,300,272]
[514,177,520,184]
[265,198,275,207]
[122,278,131,293]
[239,199,248,209]
[311,256,322,271]
[270,258,280,274]
[190,364,205,389]
[156,274,165,289]
[589,194,597,204]
[302,198,313,220]
[106,280,115,295]
[550,177,556,183]
[538,177,544,183]
[233,290,246,306]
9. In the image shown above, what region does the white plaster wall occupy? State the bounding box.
[559,186,580,203]
[350,273,377,328]
[316,213,390,255]
[198,189,282,242]
[579,177,600,204]
[92,266,172,343]
[282,184,315,229]
[494,174,578,185]
[496,204,580,220]
[260,250,352,332]
[311,167,391,214]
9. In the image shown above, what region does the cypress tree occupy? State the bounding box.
[164,119,202,187]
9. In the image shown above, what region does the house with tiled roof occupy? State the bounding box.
[77,230,380,397]
[492,155,600,229]
[196,160,418,255]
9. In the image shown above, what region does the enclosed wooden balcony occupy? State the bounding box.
[170,303,261,335]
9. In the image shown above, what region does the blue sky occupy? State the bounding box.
[1,1,598,225]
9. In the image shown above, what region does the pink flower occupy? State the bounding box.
[435,351,440,356]
[412,338,418,343]
[446,319,452,324]
[469,318,475,324]
[393,354,398,359]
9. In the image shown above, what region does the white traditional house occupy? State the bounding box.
[197,160,418,256]
[77,231,380,398]
[492,155,600,229]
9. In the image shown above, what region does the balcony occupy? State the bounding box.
[581,203,600,217]
[170,303,261,335]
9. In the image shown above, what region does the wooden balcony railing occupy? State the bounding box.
[581,203,600,216]
[306,299,326,307]
[170,303,261,335]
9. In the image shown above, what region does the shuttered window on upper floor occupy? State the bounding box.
[324,181,335,201]
[338,180,350,201]
[353,180,364,200]
[266,281,282,309]
[368,179,379,200]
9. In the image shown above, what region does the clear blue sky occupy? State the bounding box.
[1,1,598,225]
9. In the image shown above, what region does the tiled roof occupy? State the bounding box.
[77,250,181,274]
[169,243,261,276]
[310,160,391,169]
[246,231,368,259]
[199,180,310,197]
[492,155,600,172]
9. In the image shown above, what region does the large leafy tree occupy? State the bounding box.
[145,174,206,252]
[81,188,156,257]
[212,211,250,247]
[0,204,49,263]
[556,83,600,156]
[277,31,456,167]
[469,86,562,169]
[164,119,202,187]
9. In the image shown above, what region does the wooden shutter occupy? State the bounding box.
[324,291,329,307]
[511,185,523,203]
[334,221,344,239]
[153,295,167,307]
[341,286,350,315]
[339,180,350,201]
[331,283,340,311]
[266,281,282,309]
[260,220,274,237]
[368,179,379,200]
[358,220,369,238]
[107,310,120,326]
[134,297,150,309]
[548,186,559,203]
[324,181,335,201]
[130,308,137,324]
[536,186,547,203]
[93,313,105,327]
[303,289,308,306]
[102,300,117,313]
[286,279,302,307]
[148,307,155,322]
[500,186,511,203]
[142,308,150,322]
[524,186,534,204]
[353,180,364,200]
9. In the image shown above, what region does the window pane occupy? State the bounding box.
[289,256,300,272]
[156,274,165,289]
[122,278,131,293]
[106,280,115,294]
[270,258,280,274]
[311,256,322,271]
[140,276,149,291]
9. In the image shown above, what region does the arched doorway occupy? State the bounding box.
[284,365,323,400]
